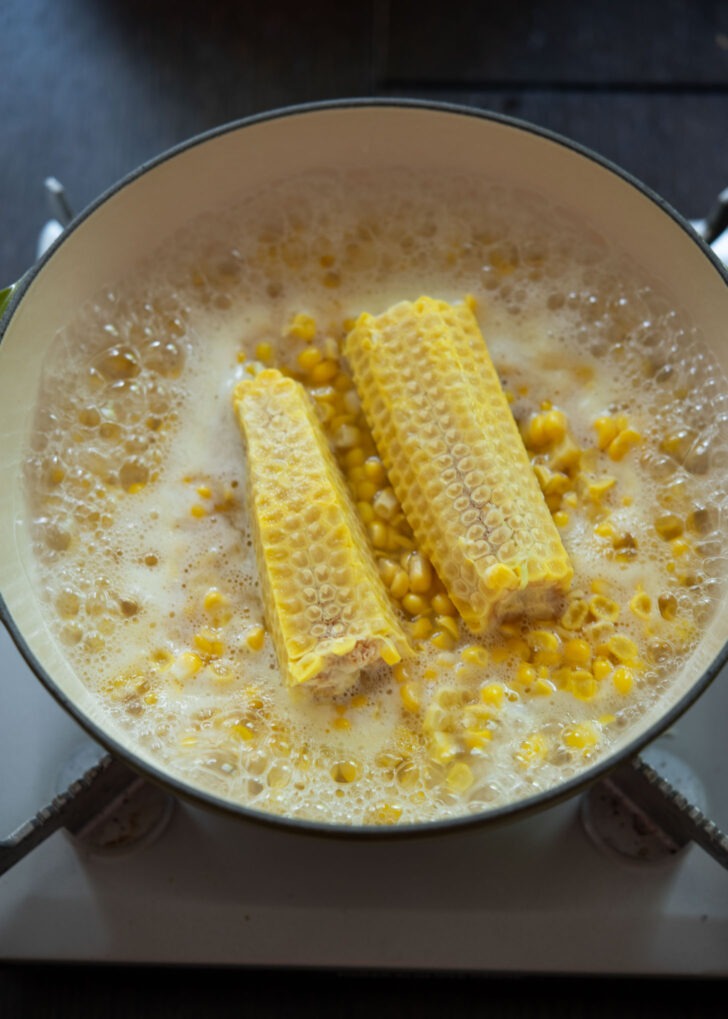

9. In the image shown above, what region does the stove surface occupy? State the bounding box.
[1,625,726,974]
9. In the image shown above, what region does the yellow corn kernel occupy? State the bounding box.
[431,629,457,652]
[400,682,421,714]
[463,730,493,751]
[481,682,505,708]
[363,455,386,483]
[589,594,620,621]
[462,644,490,668]
[629,589,652,620]
[377,556,398,586]
[431,592,457,616]
[686,505,716,534]
[288,312,317,341]
[533,677,556,696]
[255,341,273,363]
[401,592,430,617]
[612,665,634,694]
[350,694,368,709]
[594,520,616,540]
[368,803,403,825]
[297,346,323,372]
[390,568,410,600]
[569,669,599,701]
[335,423,363,452]
[553,510,569,528]
[671,538,690,558]
[562,722,599,750]
[522,408,568,449]
[607,427,641,461]
[585,475,617,502]
[461,705,491,735]
[563,637,592,666]
[515,662,537,686]
[245,624,266,651]
[372,486,399,522]
[357,502,375,526]
[333,715,351,731]
[203,587,232,627]
[171,651,203,681]
[151,648,174,668]
[331,760,360,783]
[343,445,366,468]
[658,593,678,621]
[516,733,548,768]
[593,415,621,450]
[368,520,389,550]
[410,616,434,641]
[406,551,433,594]
[190,503,207,518]
[423,701,449,734]
[193,630,225,658]
[605,634,640,666]
[561,599,589,630]
[593,656,612,681]
[310,359,339,385]
[344,296,572,632]
[430,731,458,763]
[655,513,684,540]
[233,371,411,694]
[529,629,562,666]
[446,762,474,793]
[549,435,582,475]
[435,614,460,640]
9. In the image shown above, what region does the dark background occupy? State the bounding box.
[1,0,727,1014]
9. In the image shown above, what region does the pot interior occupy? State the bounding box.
[1,103,727,827]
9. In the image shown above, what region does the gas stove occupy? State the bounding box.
[1,183,727,975]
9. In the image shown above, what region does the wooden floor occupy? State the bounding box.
[1,0,727,1014]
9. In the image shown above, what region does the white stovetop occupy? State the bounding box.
[0,623,726,974]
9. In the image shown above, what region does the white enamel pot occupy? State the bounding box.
[1,100,727,843]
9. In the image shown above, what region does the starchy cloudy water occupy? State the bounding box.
[23,168,728,825]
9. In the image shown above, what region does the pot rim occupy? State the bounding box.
[2,96,727,840]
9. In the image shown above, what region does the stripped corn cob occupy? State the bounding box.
[344,296,573,632]
[232,369,411,694]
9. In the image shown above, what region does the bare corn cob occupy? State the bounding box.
[232,369,411,694]
[344,296,573,633]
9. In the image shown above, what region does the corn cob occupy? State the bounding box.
[344,296,573,633]
[232,369,411,694]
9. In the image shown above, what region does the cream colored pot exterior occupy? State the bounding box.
[1,101,727,834]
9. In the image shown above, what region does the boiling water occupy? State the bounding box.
[22,169,728,825]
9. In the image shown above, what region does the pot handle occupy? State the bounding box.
[0,753,145,877]
[0,178,73,328]
[597,755,728,869]
[694,185,728,265]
